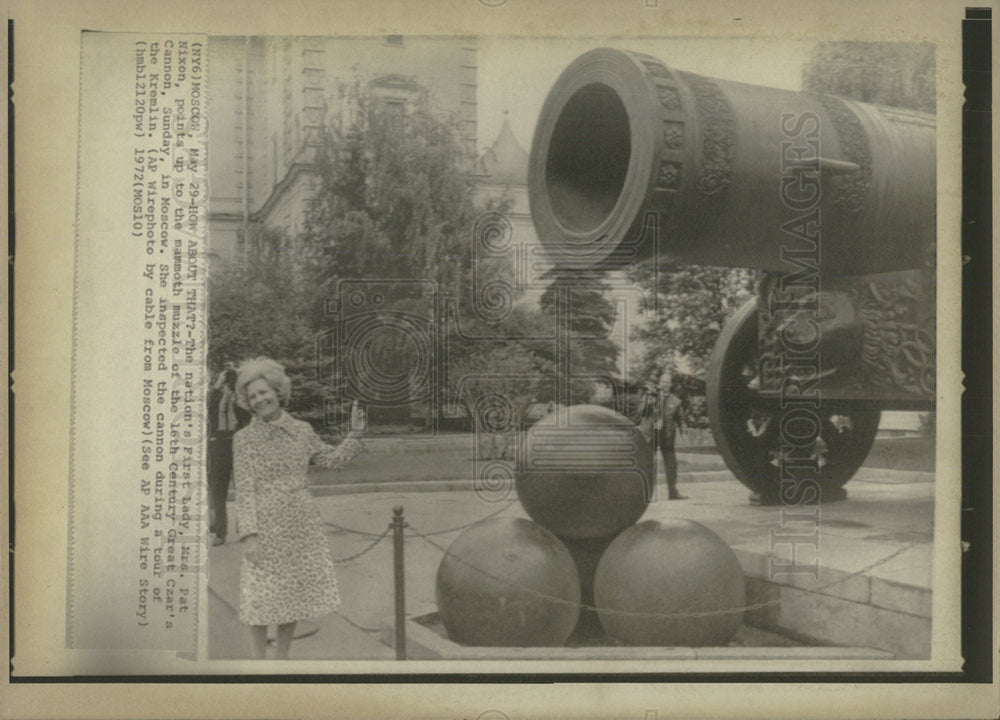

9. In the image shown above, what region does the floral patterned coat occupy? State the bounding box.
[233,411,362,626]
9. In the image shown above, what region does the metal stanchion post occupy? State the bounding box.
[391,505,407,660]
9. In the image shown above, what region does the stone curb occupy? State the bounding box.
[380,609,895,661]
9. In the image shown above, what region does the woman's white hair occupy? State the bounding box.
[234,356,292,410]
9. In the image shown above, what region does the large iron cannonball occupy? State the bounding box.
[435,517,581,646]
[594,519,746,646]
[516,404,654,538]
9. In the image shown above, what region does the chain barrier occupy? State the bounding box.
[406,521,925,621]
[406,500,519,537]
[330,527,392,564]
[325,521,388,538]
[324,498,518,539]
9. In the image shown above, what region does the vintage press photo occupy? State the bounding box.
[63,30,958,669]
[8,0,988,717]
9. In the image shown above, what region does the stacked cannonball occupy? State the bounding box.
[436,405,745,647]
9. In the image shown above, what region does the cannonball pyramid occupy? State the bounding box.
[436,404,745,647]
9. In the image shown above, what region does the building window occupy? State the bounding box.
[384,98,405,131]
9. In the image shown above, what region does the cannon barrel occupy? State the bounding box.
[528,48,936,273]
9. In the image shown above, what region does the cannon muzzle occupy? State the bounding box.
[528,48,935,273]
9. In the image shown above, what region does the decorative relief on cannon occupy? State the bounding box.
[656,162,682,192]
[637,54,673,80]
[812,94,873,213]
[655,84,682,111]
[757,272,936,402]
[662,121,685,150]
[853,275,936,396]
[634,53,689,195]
[757,279,864,393]
[678,71,736,197]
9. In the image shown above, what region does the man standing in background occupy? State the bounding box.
[206,363,250,545]
[639,368,687,501]
[656,369,687,500]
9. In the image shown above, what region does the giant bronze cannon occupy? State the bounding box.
[528,48,936,502]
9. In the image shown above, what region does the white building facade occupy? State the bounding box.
[208,36,479,263]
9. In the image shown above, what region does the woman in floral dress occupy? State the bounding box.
[233,357,364,659]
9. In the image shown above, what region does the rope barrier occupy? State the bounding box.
[405,520,925,621]
[324,521,388,538]
[330,527,392,564]
[403,500,519,537]
[324,498,518,539]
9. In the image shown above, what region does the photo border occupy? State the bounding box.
[5,0,996,718]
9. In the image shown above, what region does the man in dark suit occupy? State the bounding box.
[638,368,687,501]
[655,369,687,500]
[206,364,250,545]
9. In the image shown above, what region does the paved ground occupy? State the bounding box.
[208,455,934,660]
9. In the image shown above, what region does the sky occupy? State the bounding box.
[476,36,815,153]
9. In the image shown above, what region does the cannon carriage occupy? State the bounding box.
[528,48,936,503]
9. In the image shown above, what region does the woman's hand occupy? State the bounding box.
[241,534,260,565]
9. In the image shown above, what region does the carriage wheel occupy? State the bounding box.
[706,299,880,503]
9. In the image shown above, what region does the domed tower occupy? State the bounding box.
[473,112,543,292]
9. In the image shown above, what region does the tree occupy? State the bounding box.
[208,224,313,369]
[301,80,498,315]
[537,268,621,406]
[299,78,518,429]
[629,263,756,421]
[802,42,935,112]
[446,332,552,459]
[207,224,332,424]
